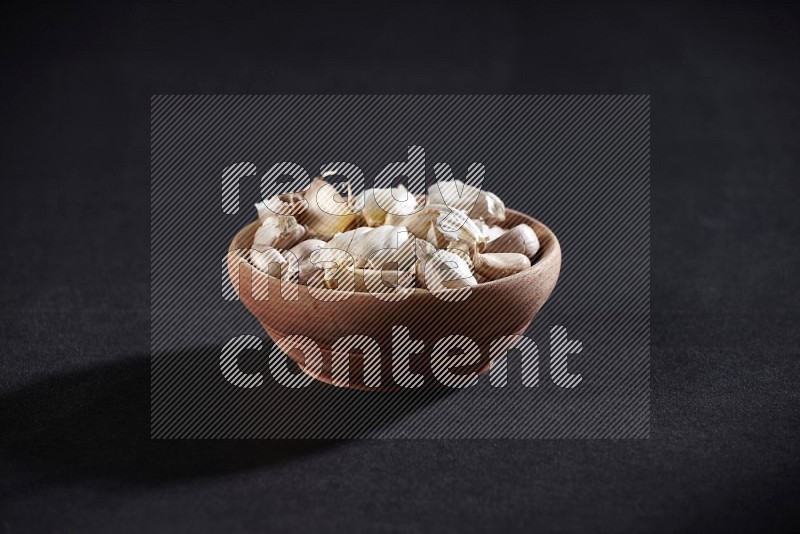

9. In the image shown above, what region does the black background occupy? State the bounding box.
[1,1,799,532]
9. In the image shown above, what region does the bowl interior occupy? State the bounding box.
[228,208,560,295]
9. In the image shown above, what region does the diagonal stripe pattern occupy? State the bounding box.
[151,95,649,439]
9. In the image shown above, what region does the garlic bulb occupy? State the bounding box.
[473,252,531,281]
[359,185,419,227]
[426,180,506,224]
[485,224,540,258]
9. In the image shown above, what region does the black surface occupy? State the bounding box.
[1,1,799,532]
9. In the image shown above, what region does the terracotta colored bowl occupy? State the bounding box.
[227,209,561,390]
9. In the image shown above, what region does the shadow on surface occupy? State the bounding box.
[0,346,456,486]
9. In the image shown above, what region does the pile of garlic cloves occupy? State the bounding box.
[248,177,540,292]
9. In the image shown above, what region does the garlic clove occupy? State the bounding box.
[485,225,506,242]
[434,209,487,254]
[403,204,487,255]
[259,177,361,240]
[250,246,288,275]
[426,180,506,224]
[473,219,491,241]
[360,185,419,227]
[318,226,373,268]
[255,191,306,222]
[445,242,475,268]
[282,239,326,284]
[253,215,306,250]
[360,266,417,295]
[485,224,540,258]
[400,205,443,239]
[415,240,477,291]
[322,225,411,269]
[414,237,439,262]
[300,177,361,239]
[358,225,413,269]
[473,252,531,281]
[286,239,327,261]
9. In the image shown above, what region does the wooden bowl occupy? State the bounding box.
[227,209,561,390]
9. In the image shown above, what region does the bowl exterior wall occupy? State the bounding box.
[228,209,561,390]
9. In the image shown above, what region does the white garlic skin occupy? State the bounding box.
[320,225,411,269]
[485,224,540,258]
[255,192,305,222]
[360,185,419,227]
[485,225,506,242]
[259,177,359,240]
[250,247,288,275]
[250,176,541,291]
[253,215,306,250]
[433,209,487,254]
[282,239,326,283]
[415,239,477,290]
[426,180,506,224]
[301,178,362,240]
[402,205,487,254]
[286,239,326,261]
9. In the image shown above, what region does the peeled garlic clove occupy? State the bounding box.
[485,224,540,258]
[359,185,419,227]
[253,215,306,250]
[426,180,506,224]
[474,252,531,281]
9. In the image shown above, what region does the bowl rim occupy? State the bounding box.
[228,208,561,298]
